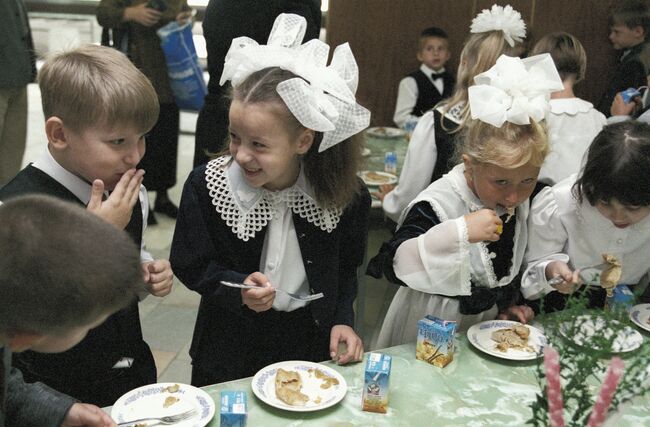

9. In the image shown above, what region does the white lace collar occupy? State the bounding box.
[205,156,342,241]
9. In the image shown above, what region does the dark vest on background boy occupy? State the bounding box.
[596,42,648,117]
[0,165,156,407]
[408,69,455,117]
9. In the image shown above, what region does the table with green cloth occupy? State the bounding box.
[200,333,650,426]
[361,133,408,208]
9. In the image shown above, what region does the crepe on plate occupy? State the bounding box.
[365,171,391,184]
[600,253,622,296]
[491,325,533,352]
[275,368,309,406]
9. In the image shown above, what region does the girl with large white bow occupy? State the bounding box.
[379,4,529,222]
[371,53,563,348]
[169,14,372,385]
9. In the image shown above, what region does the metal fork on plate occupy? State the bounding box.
[547,262,608,287]
[116,408,197,426]
[220,281,324,302]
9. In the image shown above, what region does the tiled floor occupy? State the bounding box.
[21,83,398,384]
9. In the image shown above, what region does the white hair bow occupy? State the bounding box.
[220,13,371,152]
[470,4,526,47]
[468,54,564,127]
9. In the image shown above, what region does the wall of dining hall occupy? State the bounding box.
[327,0,621,127]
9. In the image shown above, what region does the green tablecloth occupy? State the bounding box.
[201,334,650,426]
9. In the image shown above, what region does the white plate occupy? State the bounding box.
[630,304,650,332]
[366,127,406,138]
[358,170,397,186]
[251,361,347,412]
[560,315,643,353]
[111,382,215,426]
[467,320,547,361]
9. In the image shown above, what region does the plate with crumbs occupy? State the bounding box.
[111,382,215,426]
[629,304,650,332]
[559,315,643,353]
[467,320,546,361]
[252,360,347,412]
[358,170,398,186]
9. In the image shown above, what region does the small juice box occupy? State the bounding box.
[362,352,392,414]
[415,315,457,368]
[220,390,247,427]
[606,285,635,312]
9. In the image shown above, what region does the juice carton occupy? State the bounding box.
[362,352,392,414]
[220,390,247,427]
[606,285,634,312]
[415,315,457,367]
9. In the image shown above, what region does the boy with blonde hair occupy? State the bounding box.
[1,195,145,426]
[0,44,173,407]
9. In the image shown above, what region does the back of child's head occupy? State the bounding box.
[530,32,587,83]
[443,5,526,127]
[0,195,144,336]
[419,26,449,48]
[461,119,548,169]
[610,0,650,36]
[574,121,650,206]
[39,44,159,134]
[232,67,363,209]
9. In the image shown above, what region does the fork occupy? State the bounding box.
[547,262,608,287]
[220,281,324,301]
[116,408,197,426]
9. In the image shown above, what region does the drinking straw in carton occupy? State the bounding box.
[362,353,392,414]
[415,315,457,367]
[220,390,247,427]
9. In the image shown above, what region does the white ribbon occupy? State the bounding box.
[468,54,564,127]
[220,13,370,151]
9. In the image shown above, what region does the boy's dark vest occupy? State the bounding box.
[0,166,153,384]
[408,69,455,117]
[430,108,460,183]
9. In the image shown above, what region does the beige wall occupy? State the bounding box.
[327,0,618,126]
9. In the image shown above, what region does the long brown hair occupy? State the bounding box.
[231,67,363,209]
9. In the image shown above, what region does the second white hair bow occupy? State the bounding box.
[468,54,564,127]
[220,13,371,152]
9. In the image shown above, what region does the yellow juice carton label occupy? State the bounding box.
[362,352,392,414]
[416,315,457,367]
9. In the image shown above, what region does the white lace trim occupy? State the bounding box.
[205,157,342,241]
[446,166,499,287]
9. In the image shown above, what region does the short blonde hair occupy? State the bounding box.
[461,120,549,169]
[531,32,587,83]
[39,44,159,133]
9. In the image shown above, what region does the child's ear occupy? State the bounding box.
[632,25,645,39]
[7,331,42,352]
[296,129,315,155]
[45,117,68,150]
[462,154,473,173]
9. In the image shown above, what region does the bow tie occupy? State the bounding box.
[431,72,445,81]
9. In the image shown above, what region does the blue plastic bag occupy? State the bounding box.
[157,21,207,111]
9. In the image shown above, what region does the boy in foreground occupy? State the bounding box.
[0,195,145,426]
[0,44,173,406]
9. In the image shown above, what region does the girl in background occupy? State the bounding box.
[530,32,607,186]
[170,14,371,385]
[379,4,528,223]
[522,121,650,309]
[370,53,562,347]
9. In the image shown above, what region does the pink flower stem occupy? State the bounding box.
[587,357,625,427]
[544,346,565,427]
